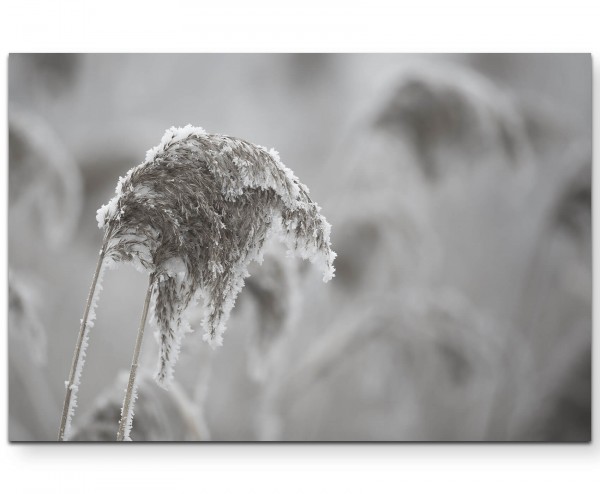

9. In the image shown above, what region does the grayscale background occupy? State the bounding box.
[8,54,591,441]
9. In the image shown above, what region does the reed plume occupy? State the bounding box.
[59,125,335,441]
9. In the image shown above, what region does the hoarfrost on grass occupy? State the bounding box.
[62,258,113,440]
[119,380,139,441]
[96,125,335,388]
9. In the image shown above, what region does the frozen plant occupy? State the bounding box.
[58,125,335,441]
[69,370,207,441]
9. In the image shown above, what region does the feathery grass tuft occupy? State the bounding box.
[97,125,335,386]
[59,125,335,441]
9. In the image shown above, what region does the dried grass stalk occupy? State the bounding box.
[116,273,154,441]
[58,241,109,441]
[59,125,335,441]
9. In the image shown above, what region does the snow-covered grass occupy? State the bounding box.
[60,126,336,441]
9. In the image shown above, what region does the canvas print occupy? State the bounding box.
[8,54,591,442]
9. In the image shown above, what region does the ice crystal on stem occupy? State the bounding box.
[61,125,335,441]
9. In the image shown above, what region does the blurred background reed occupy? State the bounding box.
[8,53,591,441]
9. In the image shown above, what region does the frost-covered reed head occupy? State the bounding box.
[96,125,335,387]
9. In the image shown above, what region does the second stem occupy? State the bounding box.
[116,273,155,441]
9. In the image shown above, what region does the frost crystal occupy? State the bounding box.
[62,258,112,440]
[97,125,335,387]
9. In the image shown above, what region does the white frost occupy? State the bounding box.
[96,196,119,229]
[119,379,139,441]
[63,257,113,440]
[145,124,207,163]
[95,126,336,390]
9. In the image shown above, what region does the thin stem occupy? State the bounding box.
[116,273,155,441]
[58,240,107,441]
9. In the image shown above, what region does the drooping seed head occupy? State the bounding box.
[96,125,335,387]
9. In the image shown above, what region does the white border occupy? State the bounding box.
[1,1,599,492]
